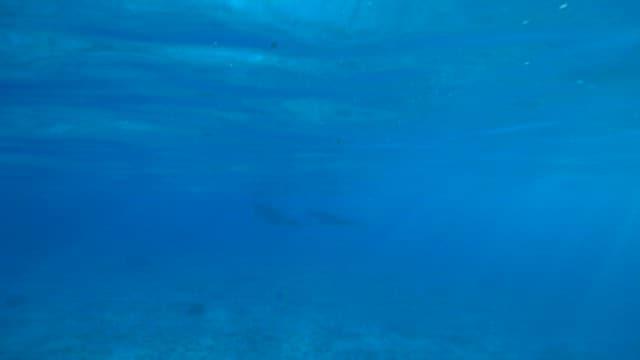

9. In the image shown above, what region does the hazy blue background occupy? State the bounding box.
[1,1,639,358]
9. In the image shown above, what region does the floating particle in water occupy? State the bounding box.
[559,3,569,10]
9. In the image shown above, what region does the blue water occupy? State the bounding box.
[1,1,640,359]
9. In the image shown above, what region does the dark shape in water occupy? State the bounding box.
[564,40,640,86]
[307,210,358,227]
[124,254,149,272]
[187,303,207,317]
[270,41,278,49]
[253,203,301,227]
[4,294,27,308]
